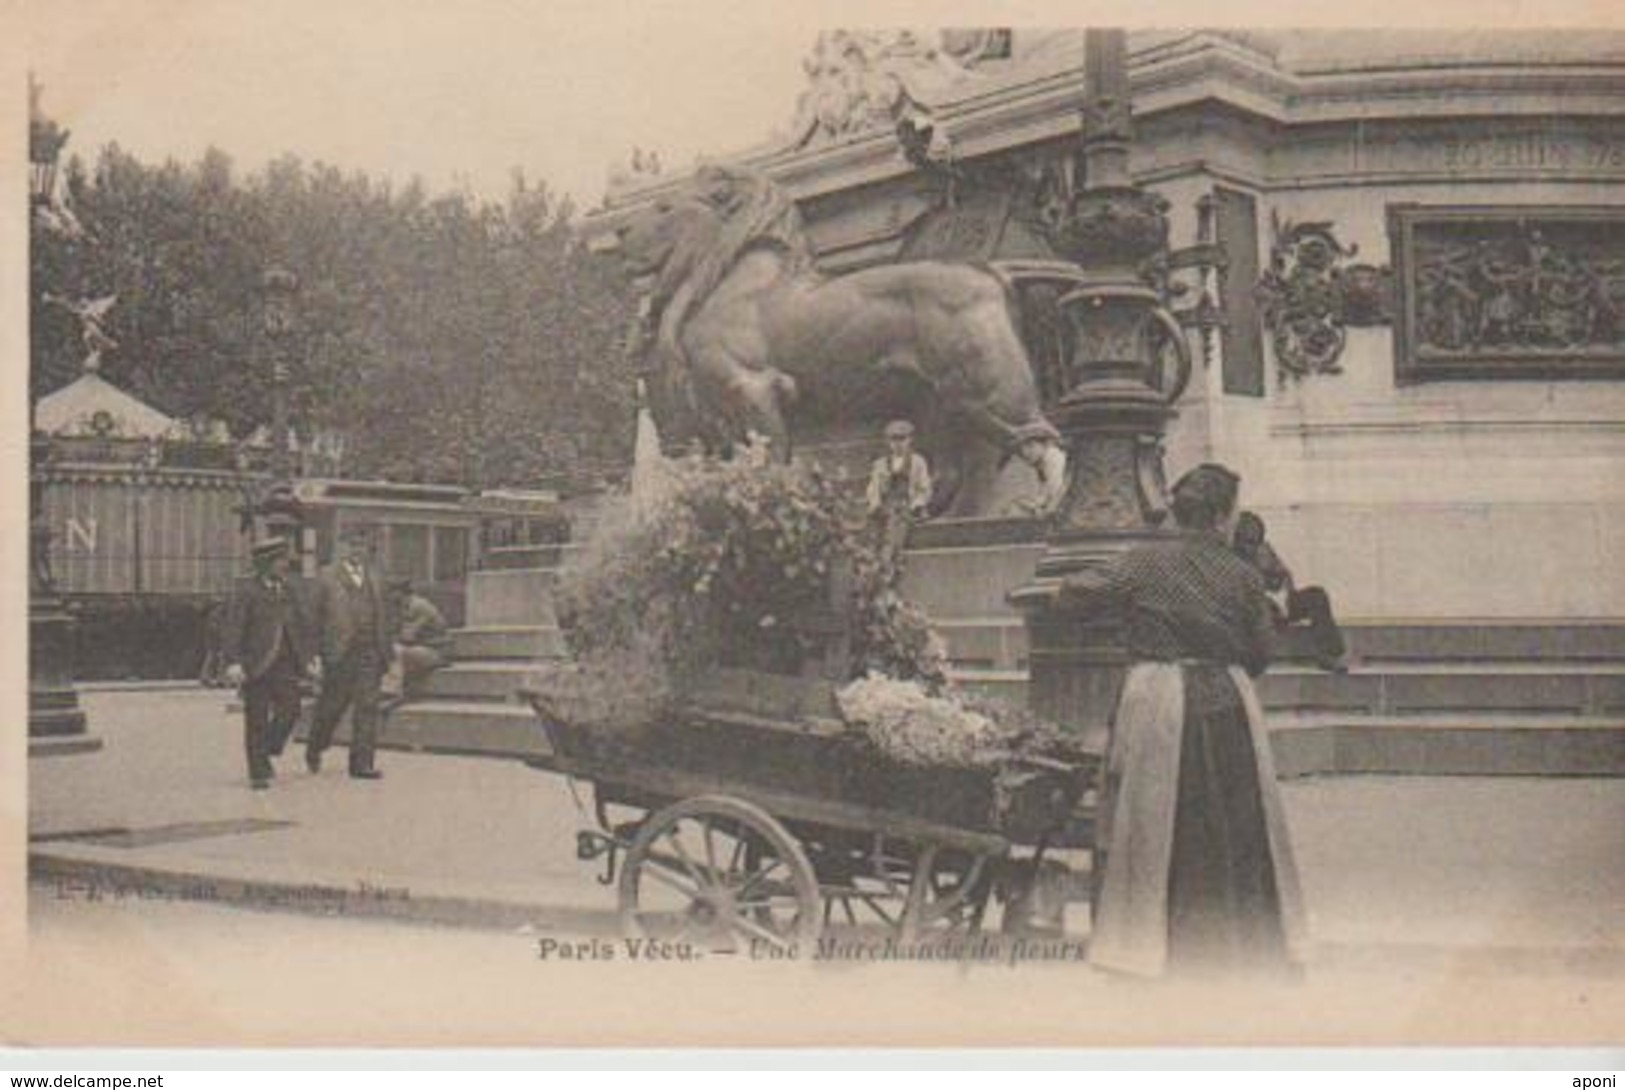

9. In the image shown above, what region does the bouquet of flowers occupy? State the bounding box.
[836,674,1003,767]
[532,442,947,735]
[836,673,1097,771]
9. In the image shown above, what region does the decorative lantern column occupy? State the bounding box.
[1010,29,1192,734]
[29,79,97,756]
[256,267,306,551]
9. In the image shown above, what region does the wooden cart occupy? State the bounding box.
[524,668,1097,954]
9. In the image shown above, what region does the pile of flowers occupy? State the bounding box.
[529,441,947,735]
[527,441,1091,779]
[836,673,1092,770]
[523,631,673,736]
[835,674,1005,767]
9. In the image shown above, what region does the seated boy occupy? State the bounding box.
[1232,511,1350,673]
[388,579,452,698]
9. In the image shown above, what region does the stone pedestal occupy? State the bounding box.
[29,439,98,757]
[29,588,93,757]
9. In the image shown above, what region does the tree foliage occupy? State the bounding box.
[32,144,636,487]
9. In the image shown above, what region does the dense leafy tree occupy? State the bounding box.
[31,140,637,488]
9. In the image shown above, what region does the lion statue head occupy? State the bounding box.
[615,165,813,329]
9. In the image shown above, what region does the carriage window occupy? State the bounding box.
[387,523,431,582]
[434,526,468,582]
[486,517,516,550]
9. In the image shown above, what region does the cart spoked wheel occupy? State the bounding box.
[618,795,822,955]
[897,844,994,942]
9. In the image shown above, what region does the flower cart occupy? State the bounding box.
[520,450,1099,954]
[524,662,1097,953]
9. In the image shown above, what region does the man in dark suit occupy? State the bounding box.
[306,524,391,779]
[223,537,315,789]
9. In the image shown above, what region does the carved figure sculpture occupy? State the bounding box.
[613,165,1066,517]
[43,292,119,372]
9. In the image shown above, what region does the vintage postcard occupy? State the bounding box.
[5,0,1624,1052]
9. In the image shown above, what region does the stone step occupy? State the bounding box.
[1267,713,1625,778]
[424,662,537,702]
[1341,622,1625,663]
[948,669,1625,776]
[385,700,550,760]
[1263,666,1625,717]
[950,664,1625,717]
[289,697,548,760]
[482,543,566,570]
[344,690,1625,777]
[450,625,566,661]
[928,617,1625,672]
[465,567,558,627]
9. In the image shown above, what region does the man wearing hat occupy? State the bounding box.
[306,524,391,779]
[223,536,315,789]
[865,419,933,582]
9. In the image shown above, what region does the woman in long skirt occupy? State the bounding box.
[1062,463,1308,978]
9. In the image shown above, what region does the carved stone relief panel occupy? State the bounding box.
[1389,205,1625,383]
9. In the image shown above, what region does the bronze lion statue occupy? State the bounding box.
[611,164,1066,518]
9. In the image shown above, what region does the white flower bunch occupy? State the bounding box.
[836,673,1004,768]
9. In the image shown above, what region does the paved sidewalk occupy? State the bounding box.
[30,688,611,931]
[28,688,1625,968]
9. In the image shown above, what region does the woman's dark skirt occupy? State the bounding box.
[1165,664,1293,975]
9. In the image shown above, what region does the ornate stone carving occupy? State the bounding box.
[1334,263,1395,326]
[42,292,119,374]
[1019,154,1077,239]
[891,147,1080,410]
[788,30,993,147]
[900,190,1006,259]
[940,28,1013,65]
[1390,204,1625,381]
[908,143,1078,242]
[1256,214,1392,381]
[894,114,962,204]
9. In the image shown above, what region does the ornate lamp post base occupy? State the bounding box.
[1010,316,1183,734]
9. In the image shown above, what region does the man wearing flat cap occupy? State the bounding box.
[223,536,315,789]
[865,419,933,583]
[306,524,391,779]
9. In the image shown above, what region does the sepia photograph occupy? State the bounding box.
[8,0,1625,1055]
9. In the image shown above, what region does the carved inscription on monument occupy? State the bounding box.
[1389,205,1625,382]
[1439,133,1625,172]
[1304,122,1625,181]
